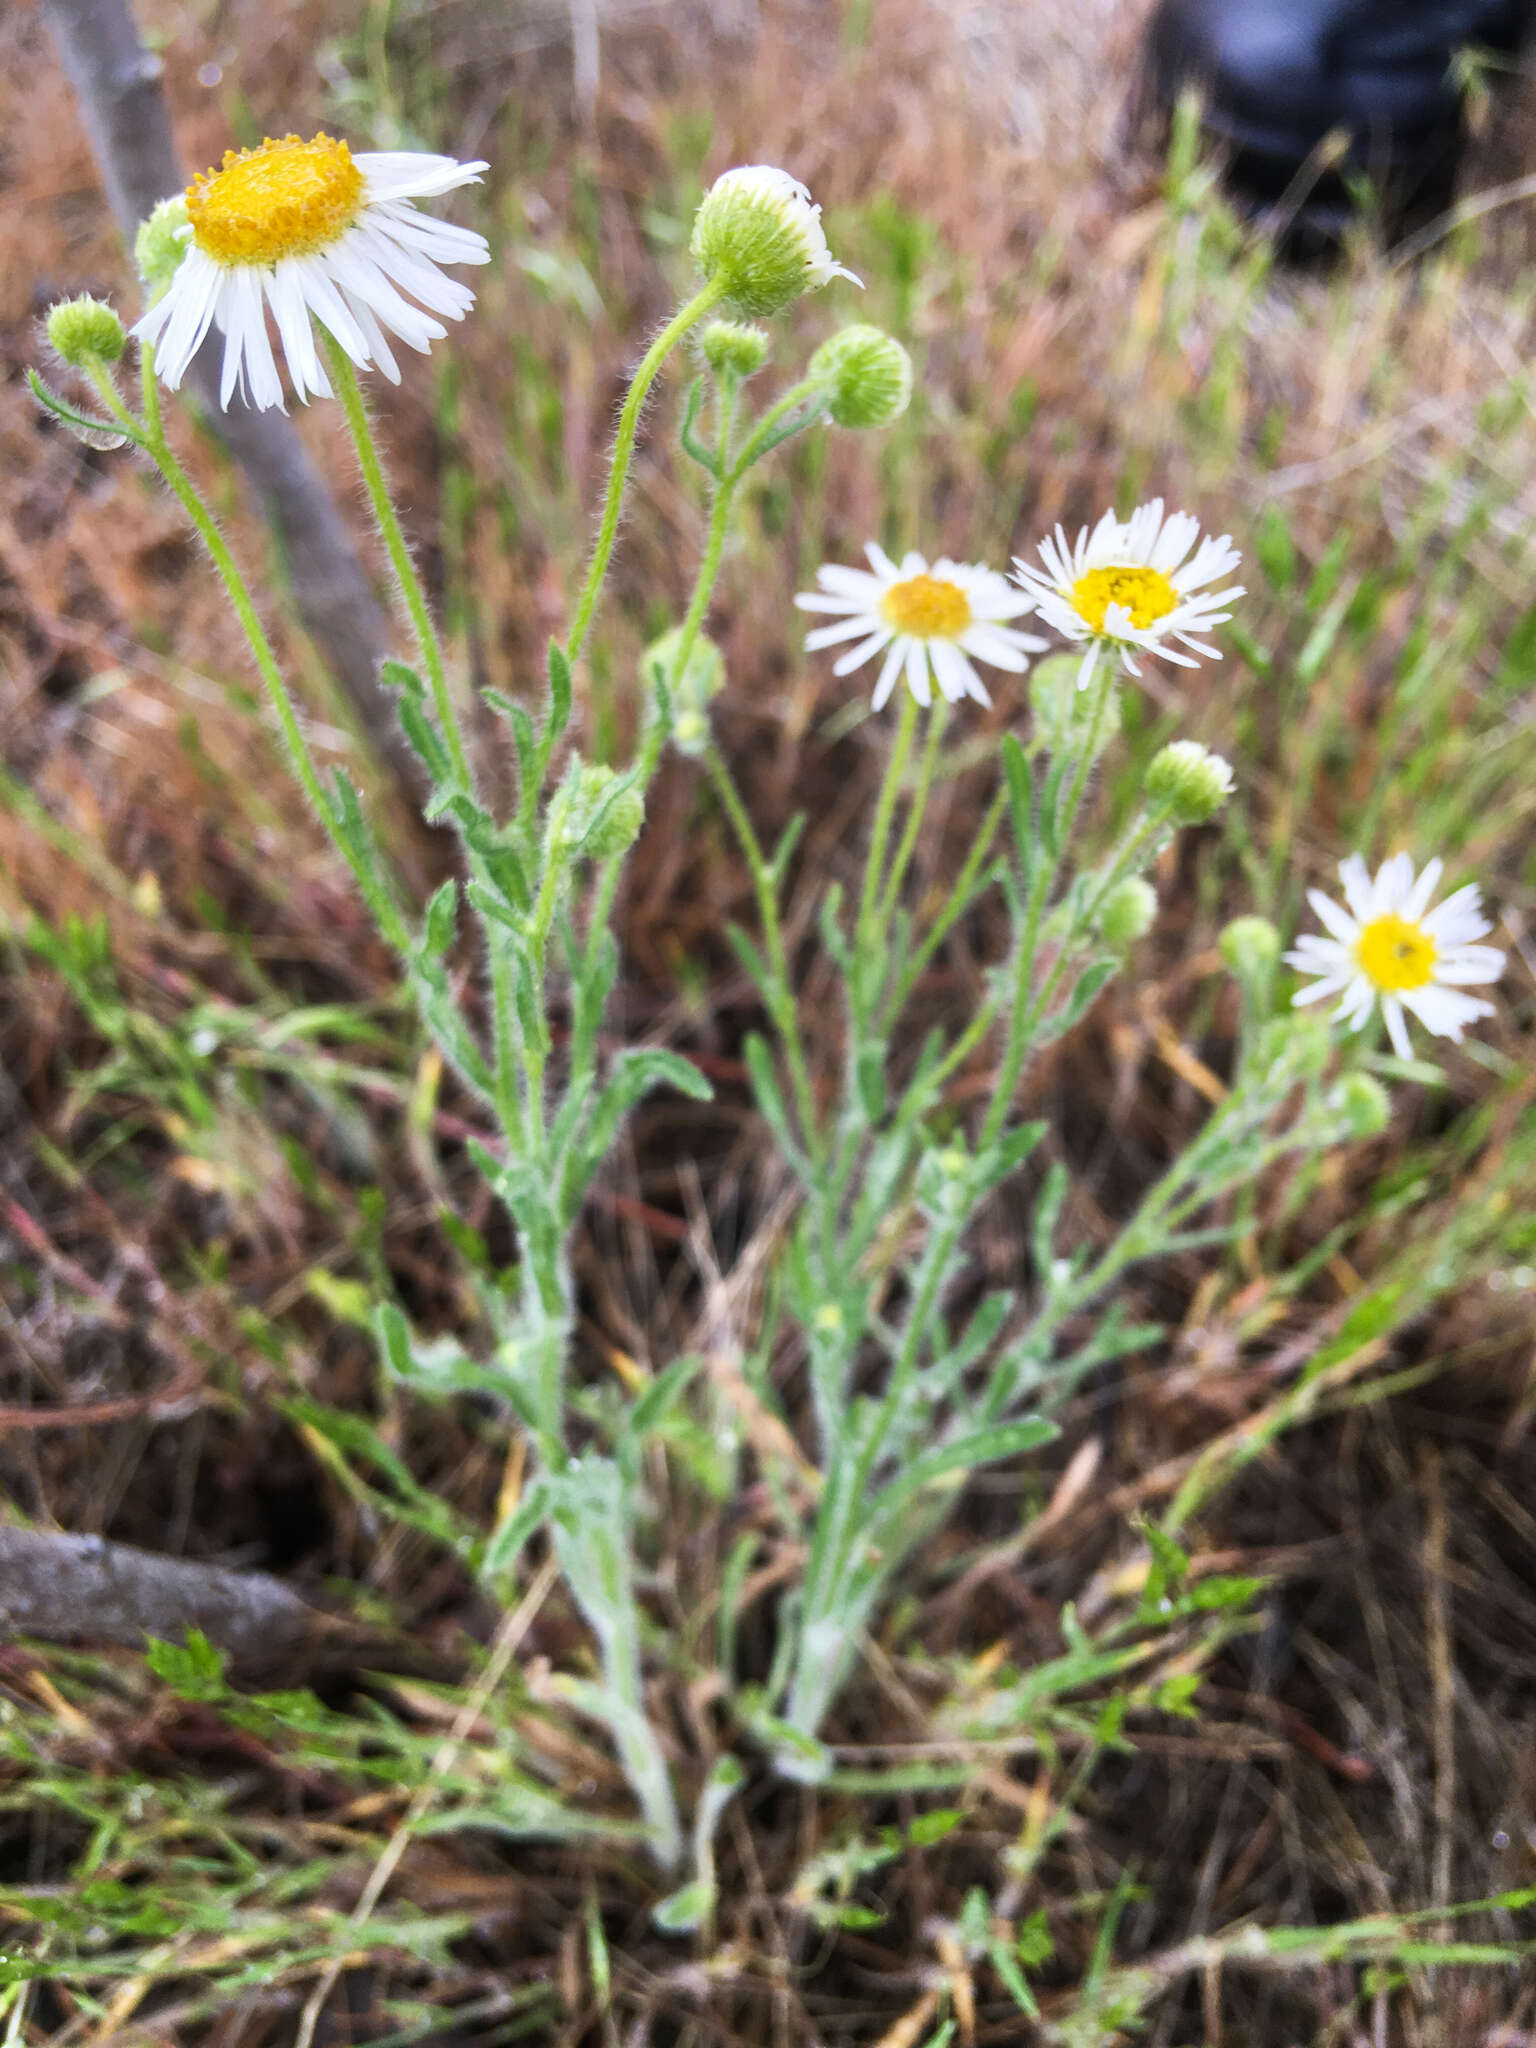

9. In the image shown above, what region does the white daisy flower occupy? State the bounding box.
[795,544,1046,711]
[1012,498,1244,676]
[133,132,490,411]
[1285,852,1505,1060]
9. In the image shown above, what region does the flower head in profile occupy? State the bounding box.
[133,133,490,411]
[1286,852,1504,1059]
[691,165,860,316]
[796,544,1046,710]
[1013,499,1243,675]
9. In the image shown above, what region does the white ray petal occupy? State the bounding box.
[870,639,906,711]
[804,614,882,651]
[832,627,894,675]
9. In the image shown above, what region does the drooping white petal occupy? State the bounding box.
[345,296,401,383]
[145,247,225,388]
[285,256,372,366]
[326,238,446,350]
[369,201,492,265]
[265,264,330,401]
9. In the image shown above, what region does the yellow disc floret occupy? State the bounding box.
[1070,565,1179,634]
[880,574,972,639]
[187,134,364,267]
[1355,913,1438,992]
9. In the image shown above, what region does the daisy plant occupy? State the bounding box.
[698,479,1481,1775]
[29,127,1509,1908]
[30,146,896,1873]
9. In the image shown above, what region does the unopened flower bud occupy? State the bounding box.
[46,296,127,368]
[808,324,912,429]
[134,196,191,306]
[691,165,860,317]
[1220,914,1281,979]
[571,764,644,859]
[1098,876,1157,946]
[1145,739,1235,824]
[645,625,725,758]
[1335,1072,1392,1139]
[701,320,769,380]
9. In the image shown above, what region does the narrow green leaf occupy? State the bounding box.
[868,1415,1058,1533]
[27,367,134,446]
[380,658,425,697]
[1000,731,1035,876]
[423,879,457,957]
[546,639,573,746]
[397,693,452,784]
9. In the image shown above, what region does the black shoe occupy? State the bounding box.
[1144,0,1535,238]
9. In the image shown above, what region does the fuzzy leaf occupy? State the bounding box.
[380,658,425,697]
[27,368,133,448]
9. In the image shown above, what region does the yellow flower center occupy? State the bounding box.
[1070,565,1179,634]
[186,133,364,267]
[880,574,972,640]
[1355,913,1438,992]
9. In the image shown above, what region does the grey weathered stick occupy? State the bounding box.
[38,0,433,822]
[0,1527,445,1683]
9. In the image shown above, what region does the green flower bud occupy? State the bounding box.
[691,164,860,317]
[1219,914,1281,979]
[1098,875,1158,946]
[672,707,710,755]
[808,323,912,429]
[570,763,644,860]
[700,319,769,380]
[134,195,191,306]
[1334,1072,1392,1139]
[645,625,725,758]
[1145,739,1236,824]
[46,296,127,368]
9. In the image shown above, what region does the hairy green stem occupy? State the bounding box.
[666,383,739,693]
[979,644,1115,1151]
[104,357,409,953]
[565,280,727,668]
[324,338,473,794]
[876,699,944,934]
[706,742,820,1154]
[886,785,1006,1025]
[855,689,919,971]
[726,375,826,483]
